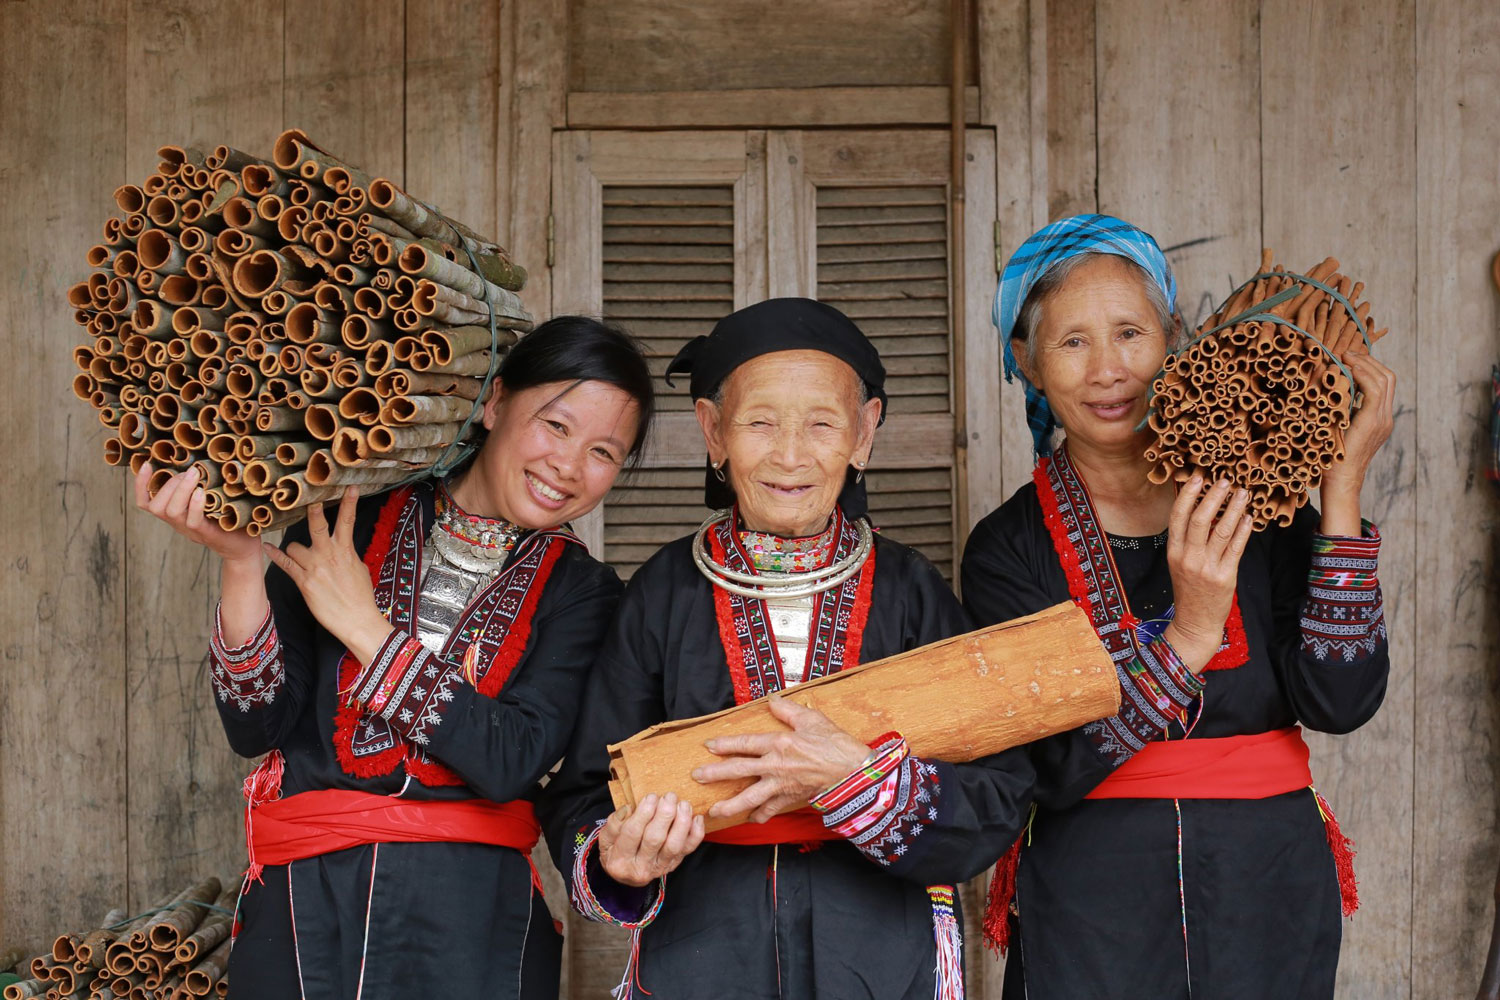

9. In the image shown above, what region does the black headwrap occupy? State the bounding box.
[665,297,888,516]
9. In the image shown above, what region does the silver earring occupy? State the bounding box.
[854,460,866,484]
[712,461,726,482]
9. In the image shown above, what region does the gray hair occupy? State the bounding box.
[1012,252,1180,369]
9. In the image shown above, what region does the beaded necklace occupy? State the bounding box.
[433,478,525,570]
[737,519,838,574]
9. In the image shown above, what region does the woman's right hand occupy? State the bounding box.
[597,793,705,888]
[1164,475,1254,673]
[134,462,261,565]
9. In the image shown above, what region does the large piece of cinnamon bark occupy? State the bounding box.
[608,600,1119,830]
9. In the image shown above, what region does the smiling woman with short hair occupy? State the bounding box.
[541,297,1041,1000]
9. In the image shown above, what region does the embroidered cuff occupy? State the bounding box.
[810,732,907,838]
[569,820,666,927]
[1121,637,1205,733]
[350,633,463,747]
[1302,522,1386,662]
[209,603,285,712]
[813,734,944,867]
[1082,638,1204,768]
[346,630,425,717]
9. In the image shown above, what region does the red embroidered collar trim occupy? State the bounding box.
[1034,447,1248,673]
[708,506,876,706]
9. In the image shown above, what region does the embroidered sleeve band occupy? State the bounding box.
[209,603,286,713]
[811,733,944,866]
[1123,636,1204,731]
[569,820,666,927]
[1083,638,1205,767]
[1302,522,1386,662]
[345,631,463,747]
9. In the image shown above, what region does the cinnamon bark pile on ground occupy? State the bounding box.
[1,878,235,1000]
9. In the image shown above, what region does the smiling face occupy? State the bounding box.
[1018,254,1172,456]
[456,378,641,530]
[696,350,882,538]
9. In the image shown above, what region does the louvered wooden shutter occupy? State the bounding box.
[594,185,734,576]
[551,131,766,575]
[602,184,736,414]
[816,184,951,414]
[811,180,956,575]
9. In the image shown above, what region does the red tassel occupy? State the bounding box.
[1314,790,1359,916]
[241,750,285,885]
[983,834,1024,955]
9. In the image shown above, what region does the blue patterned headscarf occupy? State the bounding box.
[992,214,1178,455]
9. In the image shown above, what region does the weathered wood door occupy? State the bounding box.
[552,128,1001,578]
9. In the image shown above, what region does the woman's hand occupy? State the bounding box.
[693,696,871,823]
[1164,476,1254,673]
[1319,349,1397,536]
[134,462,261,565]
[598,794,705,888]
[263,488,392,663]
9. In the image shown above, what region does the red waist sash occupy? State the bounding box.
[1086,726,1312,800]
[249,789,541,866]
[703,808,836,845]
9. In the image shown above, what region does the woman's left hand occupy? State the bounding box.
[1320,348,1397,535]
[693,696,871,823]
[264,487,393,664]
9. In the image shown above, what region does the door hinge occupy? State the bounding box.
[993,220,1003,273]
[546,213,556,269]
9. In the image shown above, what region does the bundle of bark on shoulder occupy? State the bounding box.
[69,130,532,536]
[607,601,1120,831]
[1,877,236,1000]
[1144,249,1389,529]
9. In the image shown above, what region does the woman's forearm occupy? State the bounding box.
[218,555,271,647]
[1318,476,1364,537]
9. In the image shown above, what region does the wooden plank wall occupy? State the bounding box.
[2,3,1499,998]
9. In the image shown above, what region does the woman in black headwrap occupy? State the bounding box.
[540,298,1039,1000]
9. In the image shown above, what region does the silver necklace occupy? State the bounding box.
[690,508,873,600]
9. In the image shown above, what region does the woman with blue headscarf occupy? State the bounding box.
[961,215,1396,998]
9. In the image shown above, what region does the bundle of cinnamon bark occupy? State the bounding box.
[1144,250,1388,529]
[1,878,234,1000]
[68,130,532,535]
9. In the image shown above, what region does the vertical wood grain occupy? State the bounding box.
[1095,0,1261,329]
[0,0,129,953]
[119,0,286,910]
[977,0,1040,514]
[1413,0,1500,994]
[1262,2,1418,995]
[405,0,501,241]
[1043,0,1096,220]
[964,131,1004,537]
[508,0,568,319]
[284,0,406,185]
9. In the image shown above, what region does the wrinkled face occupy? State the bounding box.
[696,350,882,538]
[471,379,640,530]
[1019,255,1170,454]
